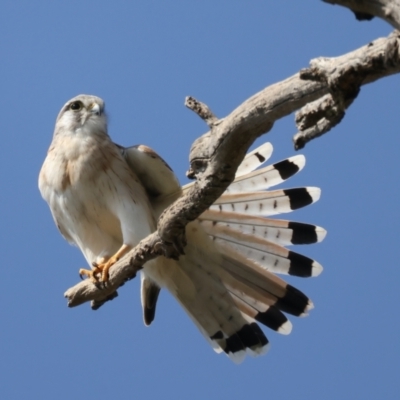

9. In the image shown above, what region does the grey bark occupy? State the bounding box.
[323,0,400,30]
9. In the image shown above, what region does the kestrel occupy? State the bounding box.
[39,94,326,362]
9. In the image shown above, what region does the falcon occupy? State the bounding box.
[39,94,326,363]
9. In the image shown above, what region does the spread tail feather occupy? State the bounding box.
[226,155,306,194]
[165,239,313,362]
[199,209,327,246]
[140,142,325,362]
[212,187,321,217]
[231,142,274,177]
[172,252,271,363]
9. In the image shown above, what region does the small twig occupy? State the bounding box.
[293,96,346,150]
[185,96,220,179]
[185,96,218,128]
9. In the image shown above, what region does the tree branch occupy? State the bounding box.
[64,31,400,309]
[294,31,399,148]
[323,0,400,30]
[185,96,218,128]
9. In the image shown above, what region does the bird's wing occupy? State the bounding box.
[118,144,182,216]
[118,143,182,325]
[140,273,161,326]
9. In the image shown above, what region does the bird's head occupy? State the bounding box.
[54,94,107,137]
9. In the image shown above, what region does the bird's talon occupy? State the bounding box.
[101,270,110,283]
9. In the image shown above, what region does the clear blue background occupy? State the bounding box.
[1,1,399,399]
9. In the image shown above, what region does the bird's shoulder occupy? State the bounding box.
[118,144,181,199]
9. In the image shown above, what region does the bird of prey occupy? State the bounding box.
[39,94,326,363]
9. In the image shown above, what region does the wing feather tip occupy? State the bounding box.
[278,320,293,335]
[308,187,321,203]
[274,154,306,181]
[312,261,323,277]
[222,323,270,362]
[299,300,315,317]
[316,227,327,242]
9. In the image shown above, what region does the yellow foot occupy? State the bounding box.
[97,244,132,281]
[93,256,118,283]
[79,266,102,283]
[79,244,132,283]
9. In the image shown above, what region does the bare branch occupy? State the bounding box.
[185,97,220,180]
[65,32,400,309]
[323,0,400,30]
[185,96,218,128]
[65,231,169,308]
[293,31,399,147]
[293,94,347,150]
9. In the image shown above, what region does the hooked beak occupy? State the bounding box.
[90,103,101,116]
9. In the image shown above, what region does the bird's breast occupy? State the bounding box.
[40,135,113,195]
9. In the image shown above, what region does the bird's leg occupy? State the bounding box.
[95,244,133,282]
[79,257,108,283]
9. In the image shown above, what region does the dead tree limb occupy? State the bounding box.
[323,0,400,30]
[65,31,400,309]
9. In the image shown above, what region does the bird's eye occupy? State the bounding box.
[70,101,83,111]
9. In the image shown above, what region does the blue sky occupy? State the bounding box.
[1,1,399,399]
